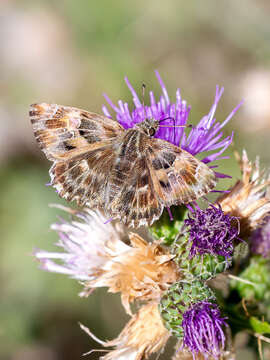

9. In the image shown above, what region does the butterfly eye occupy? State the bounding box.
[149,128,156,137]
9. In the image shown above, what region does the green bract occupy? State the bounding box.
[159,280,215,338]
[173,235,230,281]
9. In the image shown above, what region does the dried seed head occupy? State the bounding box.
[218,150,270,238]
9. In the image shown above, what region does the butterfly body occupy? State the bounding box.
[30,103,217,227]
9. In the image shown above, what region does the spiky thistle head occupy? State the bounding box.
[81,303,170,360]
[182,204,239,259]
[218,150,270,238]
[34,206,179,315]
[159,280,215,338]
[181,301,227,359]
[172,235,230,281]
[159,280,227,359]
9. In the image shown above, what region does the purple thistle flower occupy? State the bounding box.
[250,218,270,258]
[102,70,242,177]
[184,205,239,258]
[182,301,227,359]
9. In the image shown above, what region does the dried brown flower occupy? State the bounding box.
[81,302,170,360]
[217,150,270,238]
[89,232,179,314]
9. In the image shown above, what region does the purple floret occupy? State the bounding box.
[184,204,239,258]
[182,301,227,359]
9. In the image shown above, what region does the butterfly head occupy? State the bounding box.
[135,118,160,137]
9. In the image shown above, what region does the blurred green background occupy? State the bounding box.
[1,1,270,359]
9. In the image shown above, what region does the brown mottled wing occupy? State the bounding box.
[30,103,124,160]
[146,138,217,206]
[49,146,119,208]
[30,103,124,207]
[107,155,163,227]
[104,129,163,227]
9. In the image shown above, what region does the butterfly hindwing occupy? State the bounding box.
[50,144,118,208]
[146,138,217,206]
[107,153,163,227]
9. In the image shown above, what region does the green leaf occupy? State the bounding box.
[249,317,270,334]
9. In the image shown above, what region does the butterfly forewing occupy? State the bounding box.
[30,103,124,207]
[30,103,124,160]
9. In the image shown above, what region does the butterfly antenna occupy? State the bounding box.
[159,123,208,134]
[142,83,147,119]
[159,116,176,143]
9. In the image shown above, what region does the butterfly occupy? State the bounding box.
[30,103,217,227]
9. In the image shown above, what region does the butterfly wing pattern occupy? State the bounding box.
[105,129,164,227]
[30,103,217,227]
[30,103,124,209]
[146,138,217,207]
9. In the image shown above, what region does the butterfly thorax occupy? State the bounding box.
[134,118,160,137]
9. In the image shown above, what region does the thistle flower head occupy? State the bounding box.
[250,219,270,258]
[218,150,270,238]
[34,206,179,314]
[103,71,241,174]
[90,232,179,314]
[34,207,127,281]
[182,302,227,360]
[159,280,215,339]
[183,205,239,258]
[83,303,170,360]
[159,280,227,359]
[173,236,231,281]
